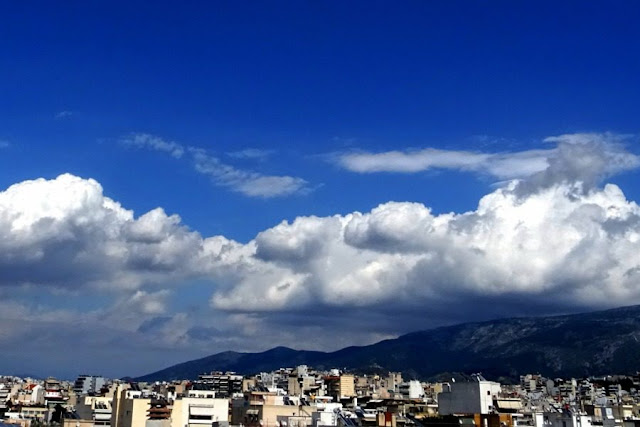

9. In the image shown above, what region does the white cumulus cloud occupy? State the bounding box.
[2,132,640,369]
[208,133,640,317]
[0,173,203,290]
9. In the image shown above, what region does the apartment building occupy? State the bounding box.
[74,376,107,396]
[170,396,229,427]
[324,375,355,400]
[438,380,502,415]
[196,373,243,398]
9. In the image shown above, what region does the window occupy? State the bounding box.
[190,415,213,420]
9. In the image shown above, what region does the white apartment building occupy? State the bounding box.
[438,380,502,415]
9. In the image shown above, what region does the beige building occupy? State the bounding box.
[232,391,317,427]
[5,406,49,422]
[243,378,257,392]
[14,384,44,406]
[75,395,113,426]
[110,384,228,427]
[324,375,355,399]
[170,397,229,427]
[111,387,151,427]
[385,373,403,394]
[339,375,355,398]
[288,376,317,397]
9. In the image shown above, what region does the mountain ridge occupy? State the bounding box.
[135,305,640,382]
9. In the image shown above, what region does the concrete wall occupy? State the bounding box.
[113,397,150,427]
[438,381,501,415]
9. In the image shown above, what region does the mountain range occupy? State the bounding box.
[135,305,640,382]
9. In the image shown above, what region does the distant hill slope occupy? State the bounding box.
[135,305,640,382]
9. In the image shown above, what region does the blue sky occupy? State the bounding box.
[2,1,640,378]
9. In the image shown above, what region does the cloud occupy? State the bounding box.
[336,147,547,177]
[0,173,204,290]
[0,294,198,377]
[55,110,74,119]
[122,133,185,158]
[3,132,640,376]
[126,290,170,315]
[190,148,309,198]
[226,148,274,160]
[207,133,640,319]
[0,140,9,148]
[522,132,640,193]
[212,180,640,317]
[335,133,640,187]
[0,172,306,292]
[123,133,309,198]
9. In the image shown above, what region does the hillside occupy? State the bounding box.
[135,305,640,382]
